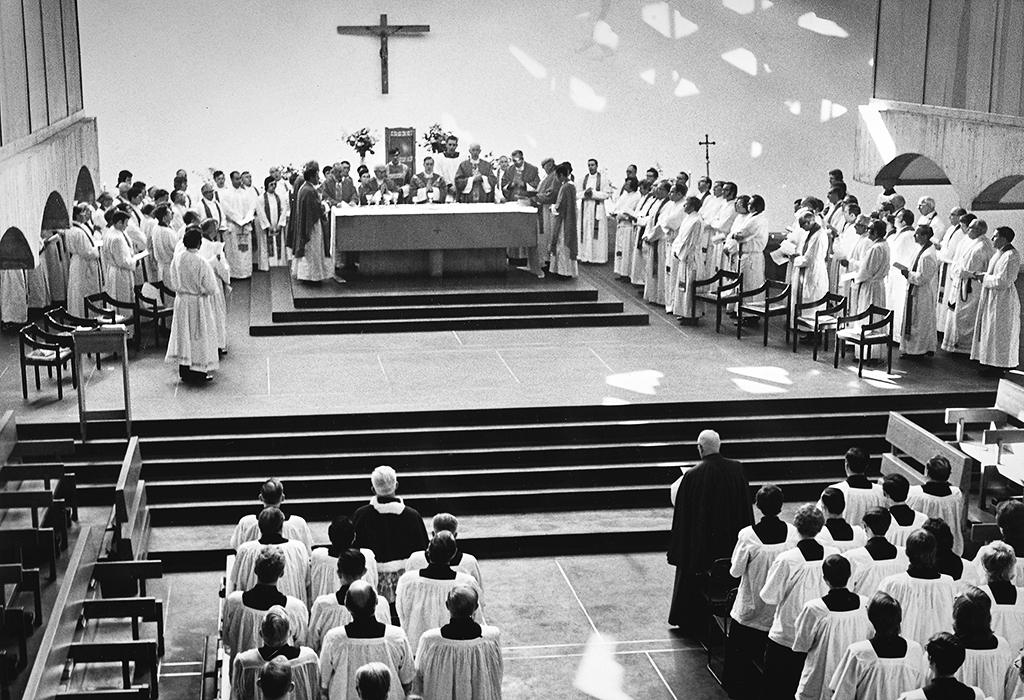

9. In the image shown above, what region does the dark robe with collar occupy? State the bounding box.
[288,181,328,258]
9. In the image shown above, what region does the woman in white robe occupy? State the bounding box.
[952,586,1021,700]
[942,220,994,354]
[415,627,502,700]
[319,626,414,700]
[899,229,939,356]
[65,207,102,317]
[611,181,640,278]
[877,530,957,647]
[165,227,220,378]
[671,199,704,321]
[971,229,1022,371]
[231,607,319,700]
[102,211,137,305]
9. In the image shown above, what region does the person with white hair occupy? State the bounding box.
[453,143,496,203]
[351,466,429,604]
[405,513,482,590]
[231,606,319,699]
[668,429,753,633]
[916,196,943,235]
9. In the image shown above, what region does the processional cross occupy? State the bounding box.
[336,14,430,95]
[699,134,716,179]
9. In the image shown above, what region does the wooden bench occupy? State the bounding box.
[0,562,39,665]
[881,412,973,543]
[946,379,1024,510]
[104,437,149,562]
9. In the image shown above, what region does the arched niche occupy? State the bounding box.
[874,153,951,187]
[41,191,70,230]
[74,165,96,203]
[972,175,1024,211]
[0,228,35,269]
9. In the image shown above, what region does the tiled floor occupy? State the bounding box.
[161,553,726,700]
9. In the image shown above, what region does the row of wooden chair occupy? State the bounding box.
[691,271,895,377]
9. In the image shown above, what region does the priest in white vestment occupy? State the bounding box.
[308,550,391,653]
[414,585,502,700]
[730,195,770,296]
[852,221,890,318]
[577,158,611,264]
[838,214,871,311]
[165,227,220,381]
[172,219,231,354]
[941,218,993,354]
[788,211,829,329]
[65,204,102,317]
[971,227,1022,373]
[722,196,750,277]
[671,197,704,322]
[793,555,871,700]
[897,226,939,357]
[102,210,137,305]
[629,185,662,284]
[222,173,256,279]
[877,530,957,646]
[886,212,919,341]
[643,185,685,306]
[611,178,641,278]
[318,582,415,700]
[258,175,289,268]
[823,186,848,293]
[707,184,739,274]
[916,197,944,243]
[231,606,319,700]
[231,508,311,606]
[697,182,726,277]
[935,209,968,328]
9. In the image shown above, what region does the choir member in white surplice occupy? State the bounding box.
[310,517,378,600]
[670,197,704,322]
[730,194,770,297]
[577,158,612,264]
[405,513,482,592]
[65,204,102,317]
[395,533,482,654]
[708,183,739,273]
[877,530,957,647]
[414,586,502,700]
[230,478,313,553]
[453,143,496,203]
[258,175,289,268]
[896,225,939,357]
[821,448,885,528]
[788,211,829,332]
[823,185,848,293]
[847,508,910,597]
[828,592,927,700]
[231,508,311,606]
[548,164,579,278]
[971,226,1022,374]
[629,183,662,284]
[793,555,871,700]
[149,205,180,286]
[975,541,1024,655]
[318,582,415,700]
[935,209,969,328]
[102,210,137,305]
[724,485,798,698]
[965,501,1024,589]
[941,217,993,354]
[816,488,868,553]
[921,518,966,583]
[289,162,332,284]
[886,210,919,341]
[231,607,319,700]
[222,547,309,662]
[898,632,987,700]
[643,185,685,306]
[611,177,641,278]
[697,181,726,279]
[906,456,965,555]
[851,220,890,317]
[951,586,1021,700]
[532,158,558,274]
[883,474,928,546]
[308,549,391,653]
[761,504,840,699]
[722,196,750,277]
[838,214,871,312]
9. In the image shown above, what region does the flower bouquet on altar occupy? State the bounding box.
[422,124,453,153]
[344,128,379,163]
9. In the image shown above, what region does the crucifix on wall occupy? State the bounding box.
[336,14,430,95]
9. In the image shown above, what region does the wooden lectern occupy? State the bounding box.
[72,325,131,440]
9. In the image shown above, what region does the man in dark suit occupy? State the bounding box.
[668,429,752,633]
[500,150,541,202]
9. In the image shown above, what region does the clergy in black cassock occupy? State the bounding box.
[668,429,753,632]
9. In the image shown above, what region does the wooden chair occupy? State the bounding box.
[83,597,165,657]
[794,292,847,359]
[0,528,56,581]
[692,269,743,333]
[153,281,175,307]
[134,284,173,350]
[834,305,893,377]
[18,324,76,400]
[45,308,103,370]
[738,280,791,346]
[84,292,137,350]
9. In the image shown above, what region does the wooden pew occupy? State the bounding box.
[66,642,158,699]
[105,437,149,562]
[0,527,57,581]
[82,598,165,657]
[946,379,1024,510]
[93,561,163,600]
[0,562,39,664]
[881,412,973,543]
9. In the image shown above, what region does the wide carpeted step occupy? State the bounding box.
[249,311,650,335]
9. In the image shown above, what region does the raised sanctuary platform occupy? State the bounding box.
[249,267,650,335]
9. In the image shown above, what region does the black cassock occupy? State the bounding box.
[667,452,753,630]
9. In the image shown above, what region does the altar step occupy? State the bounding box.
[248,268,649,335]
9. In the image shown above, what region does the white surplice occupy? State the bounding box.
[941,236,994,354]
[876,572,957,646]
[853,240,890,317]
[816,524,868,553]
[164,249,220,373]
[577,172,611,263]
[231,646,319,700]
[102,227,137,304]
[906,486,964,554]
[885,509,929,547]
[308,548,379,600]
[972,246,1022,368]
[406,550,482,592]
[395,572,482,654]
[414,627,503,700]
[307,591,392,652]
[150,224,181,286]
[979,584,1024,655]
[845,545,909,597]
[886,228,919,341]
[729,524,798,632]
[230,514,314,554]
[732,212,769,294]
[820,481,885,531]
[936,223,966,329]
[760,545,840,648]
[671,212,704,319]
[65,222,102,317]
[900,244,938,355]
[319,626,415,700]
[231,540,310,606]
[611,190,640,277]
[956,637,1021,700]
[221,592,309,659]
[793,596,871,700]
[829,638,927,700]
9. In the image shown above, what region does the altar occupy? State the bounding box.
[331,203,538,277]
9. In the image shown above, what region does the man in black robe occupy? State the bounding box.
[668,429,752,633]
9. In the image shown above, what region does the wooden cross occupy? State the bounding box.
[337,14,430,95]
[699,134,716,179]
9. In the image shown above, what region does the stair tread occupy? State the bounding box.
[256,311,649,325]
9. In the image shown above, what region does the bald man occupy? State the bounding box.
[668,430,753,632]
[453,143,496,203]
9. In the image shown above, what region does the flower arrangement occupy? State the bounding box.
[422,124,453,153]
[344,128,379,159]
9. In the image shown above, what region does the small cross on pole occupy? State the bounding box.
[336,14,430,95]
[699,134,716,180]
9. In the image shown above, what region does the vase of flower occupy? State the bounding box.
[345,128,379,165]
[422,123,453,154]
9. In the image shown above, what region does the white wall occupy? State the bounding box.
[79,0,887,230]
